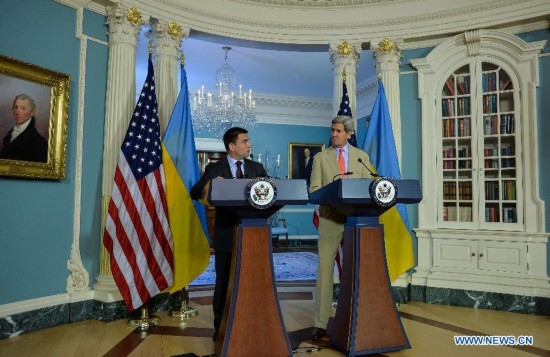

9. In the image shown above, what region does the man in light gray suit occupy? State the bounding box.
[308,115,375,340]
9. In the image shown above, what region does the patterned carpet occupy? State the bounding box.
[190,251,319,285]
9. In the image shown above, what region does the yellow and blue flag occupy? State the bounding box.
[162,64,210,294]
[362,80,414,282]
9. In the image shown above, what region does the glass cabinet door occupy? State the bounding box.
[439,61,519,228]
[480,63,518,225]
[441,64,473,224]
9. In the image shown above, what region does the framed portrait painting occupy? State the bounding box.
[288,142,324,179]
[0,54,70,180]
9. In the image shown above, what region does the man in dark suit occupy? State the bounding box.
[1,94,48,162]
[190,127,266,340]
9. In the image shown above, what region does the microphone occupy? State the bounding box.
[333,172,354,181]
[357,158,379,178]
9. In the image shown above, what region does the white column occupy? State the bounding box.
[153,21,188,133]
[95,5,143,294]
[371,38,403,166]
[329,41,361,124]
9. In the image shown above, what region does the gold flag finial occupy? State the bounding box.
[148,40,153,55]
[180,52,185,67]
[127,7,142,26]
[337,41,353,56]
[342,68,347,82]
[378,38,395,53]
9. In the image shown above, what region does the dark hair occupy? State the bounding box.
[223,127,248,151]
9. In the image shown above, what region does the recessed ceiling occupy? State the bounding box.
[126,0,550,100]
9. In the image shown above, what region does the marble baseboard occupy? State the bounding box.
[3,286,548,340]
[410,285,550,316]
[0,292,179,340]
[392,286,408,304]
[1,303,70,339]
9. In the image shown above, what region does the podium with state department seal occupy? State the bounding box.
[309,177,422,356]
[208,177,308,357]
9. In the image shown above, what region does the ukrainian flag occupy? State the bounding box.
[162,64,210,294]
[362,81,414,283]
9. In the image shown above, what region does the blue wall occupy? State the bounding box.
[0,1,108,304]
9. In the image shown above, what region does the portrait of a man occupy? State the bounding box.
[289,143,324,180]
[0,54,69,180]
[0,74,51,164]
[0,94,48,162]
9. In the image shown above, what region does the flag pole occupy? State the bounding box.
[169,286,199,319]
[128,305,161,329]
[127,39,162,330]
[168,52,199,320]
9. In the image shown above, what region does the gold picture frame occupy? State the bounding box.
[0,54,70,180]
[288,142,325,179]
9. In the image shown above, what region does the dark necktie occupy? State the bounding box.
[236,161,244,178]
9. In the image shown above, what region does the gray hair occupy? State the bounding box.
[332,115,354,133]
[13,94,36,112]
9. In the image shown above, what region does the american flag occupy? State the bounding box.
[103,55,174,311]
[338,80,357,146]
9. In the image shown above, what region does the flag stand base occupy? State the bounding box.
[169,287,198,319]
[169,305,199,319]
[128,307,160,329]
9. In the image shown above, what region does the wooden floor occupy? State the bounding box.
[1,283,549,357]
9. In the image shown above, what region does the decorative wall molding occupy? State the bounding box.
[63,1,550,51]
[232,92,333,127]
[230,0,406,7]
[106,0,550,44]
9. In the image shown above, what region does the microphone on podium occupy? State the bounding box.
[333,172,354,181]
[357,158,379,178]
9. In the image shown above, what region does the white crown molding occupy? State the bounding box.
[254,93,333,127]
[190,92,334,127]
[230,0,412,7]
[91,0,550,45]
[401,18,550,50]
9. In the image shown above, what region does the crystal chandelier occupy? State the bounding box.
[192,46,258,137]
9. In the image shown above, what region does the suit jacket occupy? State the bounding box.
[309,145,374,238]
[190,158,267,252]
[1,117,48,162]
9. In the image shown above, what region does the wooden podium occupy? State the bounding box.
[208,178,309,357]
[309,178,422,356]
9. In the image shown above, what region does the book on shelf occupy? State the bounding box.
[459,206,472,222]
[457,79,467,95]
[444,78,455,96]
[444,206,457,221]
[500,78,512,91]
